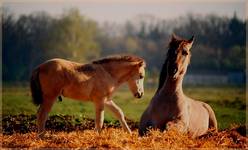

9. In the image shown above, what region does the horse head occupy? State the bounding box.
[167,34,194,80]
[127,60,146,99]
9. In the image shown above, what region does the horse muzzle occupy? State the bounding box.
[134,92,143,99]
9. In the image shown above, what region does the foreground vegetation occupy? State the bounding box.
[2,126,247,148]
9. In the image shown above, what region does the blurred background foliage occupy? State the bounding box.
[3,8,246,83]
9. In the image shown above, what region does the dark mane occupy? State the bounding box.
[92,55,145,65]
[157,36,183,91]
[76,64,96,73]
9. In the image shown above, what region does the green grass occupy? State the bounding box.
[2,85,246,130]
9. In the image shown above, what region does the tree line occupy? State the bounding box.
[3,8,246,82]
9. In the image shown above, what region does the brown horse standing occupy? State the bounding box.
[139,35,217,137]
[30,55,146,138]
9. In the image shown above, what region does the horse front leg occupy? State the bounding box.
[104,100,131,134]
[139,109,154,136]
[94,101,104,133]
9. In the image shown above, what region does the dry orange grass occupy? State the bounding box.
[2,127,247,149]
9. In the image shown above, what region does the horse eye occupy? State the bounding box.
[182,50,188,56]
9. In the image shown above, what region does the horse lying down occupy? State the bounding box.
[30,55,146,138]
[139,35,217,138]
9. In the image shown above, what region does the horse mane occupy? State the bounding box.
[76,64,96,73]
[157,36,184,91]
[92,55,145,66]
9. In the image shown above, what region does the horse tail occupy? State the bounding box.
[203,103,218,131]
[30,68,43,106]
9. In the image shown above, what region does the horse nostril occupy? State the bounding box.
[135,92,142,98]
[134,93,139,97]
[138,92,143,98]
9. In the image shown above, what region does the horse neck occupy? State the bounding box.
[159,75,184,97]
[101,62,133,84]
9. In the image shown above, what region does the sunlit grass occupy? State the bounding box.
[2,85,246,129]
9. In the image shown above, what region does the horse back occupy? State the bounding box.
[36,58,118,102]
[37,59,96,100]
[38,59,68,88]
[39,58,96,79]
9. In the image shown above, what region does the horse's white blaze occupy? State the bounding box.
[136,78,144,94]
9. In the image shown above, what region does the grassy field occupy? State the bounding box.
[2,85,246,130]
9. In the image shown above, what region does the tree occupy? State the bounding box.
[3,8,100,81]
[48,8,100,62]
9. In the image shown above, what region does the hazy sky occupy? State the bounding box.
[3,0,247,24]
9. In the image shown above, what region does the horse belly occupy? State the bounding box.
[62,82,92,101]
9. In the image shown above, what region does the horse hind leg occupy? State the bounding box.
[37,105,48,138]
[37,97,56,138]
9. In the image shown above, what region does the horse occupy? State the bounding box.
[30,55,146,138]
[139,34,217,137]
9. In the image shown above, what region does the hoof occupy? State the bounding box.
[37,131,45,139]
[138,128,148,137]
[126,129,132,134]
[94,128,102,134]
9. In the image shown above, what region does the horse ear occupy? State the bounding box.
[138,61,145,67]
[186,35,194,50]
[188,35,194,44]
[131,61,145,67]
[171,33,178,41]
[135,61,145,67]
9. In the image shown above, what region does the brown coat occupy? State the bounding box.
[30,55,146,138]
[139,35,217,137]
